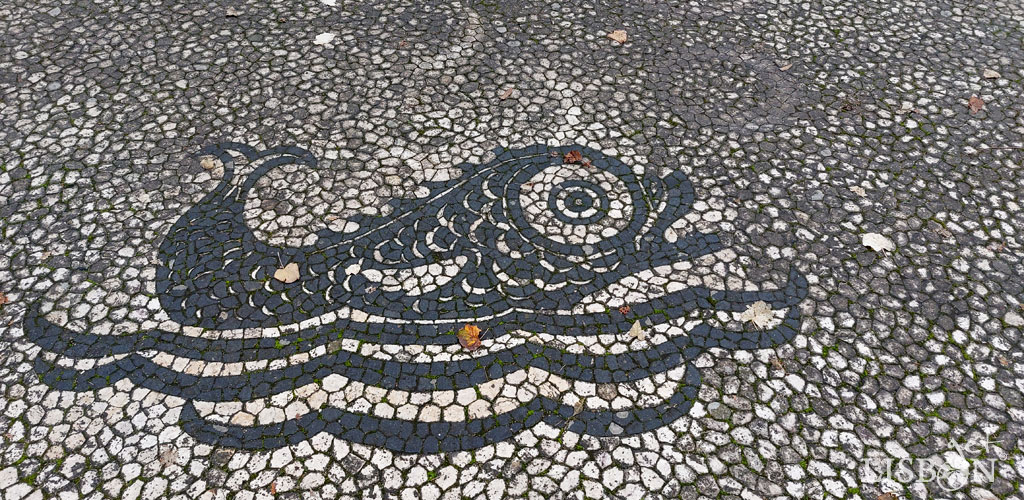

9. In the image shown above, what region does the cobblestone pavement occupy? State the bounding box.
[2,0,1024,498]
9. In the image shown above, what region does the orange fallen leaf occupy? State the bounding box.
[608,30,627,43]
[270,481,277,494]
[968,95,984,114]
[0,292,8,306]
[563,150,583,164]
[618,305,631,315]
[457,324,482,351]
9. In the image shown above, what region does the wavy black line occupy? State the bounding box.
[26,269,806,363]
[178,364,703,453]
[35,307,800,401]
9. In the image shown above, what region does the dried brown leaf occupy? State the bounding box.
[627,321,646,341]
[739,301,775,329]
[158,447,177,468]
[934,225,953,239]
[0,292,9,306]
[968,95,984,114]
[499,87,515,100]
[199,156,218,170]
[863,233,895,253]
[779,63,793,71]
[607,30,627,43]
[457,324,482,351]
[563,150,583,164]
[273,263,300,283]
[877,493,898,500]
[314,33,336,45]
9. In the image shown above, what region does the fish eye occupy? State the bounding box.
[517,163,634,246]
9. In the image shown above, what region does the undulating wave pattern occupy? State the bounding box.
[25,143,808,452]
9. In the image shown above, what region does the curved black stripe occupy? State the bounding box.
[25,269,807,363]
[31,307,799,402]
[178,364,702,453]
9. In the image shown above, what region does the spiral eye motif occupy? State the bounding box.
[499,150,655,258]
[518,164,633,245]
